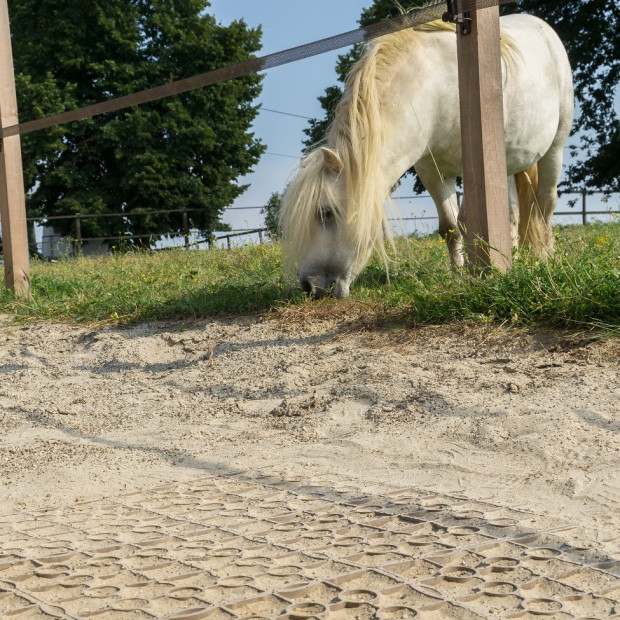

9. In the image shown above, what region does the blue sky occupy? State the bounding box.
[206,1,375,231]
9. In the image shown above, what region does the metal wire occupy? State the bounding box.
[2,0,515,139]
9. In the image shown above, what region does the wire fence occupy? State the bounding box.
[30,188,619,258]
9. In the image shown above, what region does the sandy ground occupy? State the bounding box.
[0,308,618,557]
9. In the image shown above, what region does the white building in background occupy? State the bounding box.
[40,225,109,258]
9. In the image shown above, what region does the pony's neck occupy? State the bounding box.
[327,94,430,209]
[376,84,435,190]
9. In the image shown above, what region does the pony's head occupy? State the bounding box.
[280,144,389,298]
[279,29,401,298]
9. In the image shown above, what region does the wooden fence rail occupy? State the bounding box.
[26,188,618,258]
[555,189,620,225]
[28,208,268,256]
[392,189,620,227]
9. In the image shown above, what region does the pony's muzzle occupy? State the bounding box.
[301,275,332,298]
[300,274,350,299]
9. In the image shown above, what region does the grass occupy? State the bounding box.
[0,221,618,330]
[1,243,302,324]
[357,221,620,330]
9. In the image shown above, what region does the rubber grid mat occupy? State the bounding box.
[1,473,618,619]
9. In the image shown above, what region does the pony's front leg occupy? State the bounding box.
[438,190,464,269]
[507,175,521,251]
[414,163,463,268]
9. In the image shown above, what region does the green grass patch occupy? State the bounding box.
[0,222,618,330]
[358,221,619,330]
[0,244,303,323]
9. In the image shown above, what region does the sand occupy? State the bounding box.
[0,309,618,557]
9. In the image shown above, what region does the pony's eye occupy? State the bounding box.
[318,206,335,224]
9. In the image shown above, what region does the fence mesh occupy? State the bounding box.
[3,0,515,139]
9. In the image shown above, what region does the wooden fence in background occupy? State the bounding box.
[27,188,618,258]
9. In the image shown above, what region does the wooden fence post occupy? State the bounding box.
[75,213,82,255]
[0,0,29,296]
[456,0,512,272]
[581,190,587,225]
[182,209,190,249]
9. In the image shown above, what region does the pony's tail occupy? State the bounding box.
[515,163,547,256]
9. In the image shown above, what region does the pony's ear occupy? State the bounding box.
[321,147,344,174]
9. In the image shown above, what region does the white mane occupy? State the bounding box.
[280,20,519,273]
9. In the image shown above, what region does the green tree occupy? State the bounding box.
[508,0,619,191]
[10,0,266,245]
[261,191,282,240]
[306,0,619,192]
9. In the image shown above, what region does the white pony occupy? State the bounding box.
[280,14,574,297]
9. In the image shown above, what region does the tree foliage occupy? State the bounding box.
[305,0,619,191]
[509,0,619,190]
[260,191,282,240]
[10,0,266,244]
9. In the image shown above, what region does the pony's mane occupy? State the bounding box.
[280,19,519,273]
